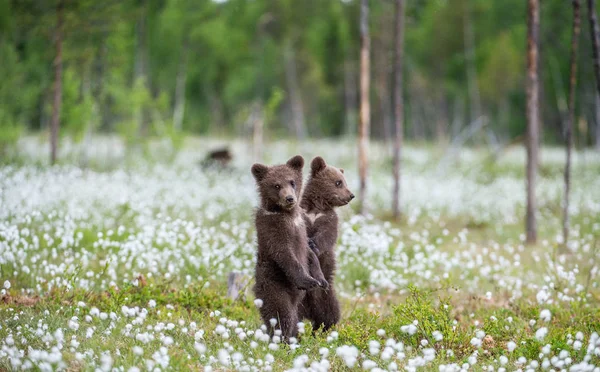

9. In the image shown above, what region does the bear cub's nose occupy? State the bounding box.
[349,194,355,200]
[286,196,295,204]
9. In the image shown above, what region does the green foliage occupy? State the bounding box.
[1,0,599,148]
[265,87,285,131]
[390,287,469,354]
[0,121,22,158]
[62,66,95,143]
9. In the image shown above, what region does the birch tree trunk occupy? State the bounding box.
[563,0,581,245]
[358,0,370,214]
[50,0,64,165]
[173,37,189,132]
[344,59,358,136]
[526,0,540,244]
[284,39,307,139]
[392,0,405,219]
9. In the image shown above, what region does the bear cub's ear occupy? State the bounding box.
[339,168,344,174]
[251,163,269,182]
[311,156,327,175]
[286,155,304,171]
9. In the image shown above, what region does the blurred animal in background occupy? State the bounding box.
[200,148,233,170]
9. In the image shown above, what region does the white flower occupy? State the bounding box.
[536,288,550,304]
[254,299,263,308]
[3,281,10,290]
[68,317,80,331]
[194,342,206,354]
[400,324,418,335]
[499,355,508,365]
[507,341,517,352]
[539,309,551,322]
[470,338,482,348]
[535,327,548,341]
[133,346,144,356]
[542,344,551,354]
[362,359,377,370]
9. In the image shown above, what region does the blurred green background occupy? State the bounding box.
[1,0,599,158]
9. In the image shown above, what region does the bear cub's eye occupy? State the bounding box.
[335,181,342,187]
[290,180,296,188]
[274,184,281,190]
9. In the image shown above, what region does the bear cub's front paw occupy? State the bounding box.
[308,238,320,255]
[296,276,321,290]
[317,278,329,289]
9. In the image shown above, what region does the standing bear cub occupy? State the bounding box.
[251,155,328,339]
[298,156,354,331]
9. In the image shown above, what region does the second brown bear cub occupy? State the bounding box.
[299,156,354,331]
[251,155,328,339]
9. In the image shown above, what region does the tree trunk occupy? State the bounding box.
[463,1,481,126]
[252,102,264,162]
[589,0,600,96]
[435,95,448,142]
[284,38,307,139]
[134,2,149,136]
[588,0,600,152]
[81,63,93,168]
[173,37,189,132]
[376,58,391,142]
[50,0,64,165]
[358,0,370,214]
[208,88,225,132]
[344,59,358,136]
[392,0,405,219]
[563,0,581,245]
[596,92,600,150]
[526,0,540,244]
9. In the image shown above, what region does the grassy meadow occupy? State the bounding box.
[1,137,600,371]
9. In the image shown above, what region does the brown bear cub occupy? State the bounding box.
[251,155,328,339]
[298,156,354,331]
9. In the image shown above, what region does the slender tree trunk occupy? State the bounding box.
[589,0,600,95]
[208,88,225,132]
[435,95,448,142]
[526,0,540,244]
[50,0,64,165]
[81,63,93,167]
[563,0,581,245]
[596,92,600,150]
[451,98,464,139]
[344,59,358,136]
[173,37,189,132]
[464,1,481,125]
[135,2,149,136]
[358,0,370,214]
[94,35,109,131]
[588,0,600,152]
[392,0,405,219]
[253,103,264,162]
[376,59,391,142]
[284,38,307,139]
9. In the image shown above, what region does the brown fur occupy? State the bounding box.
[251,155,328,339]
[298,156,354,331]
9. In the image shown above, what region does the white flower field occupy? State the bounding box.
[1,137,600,371]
